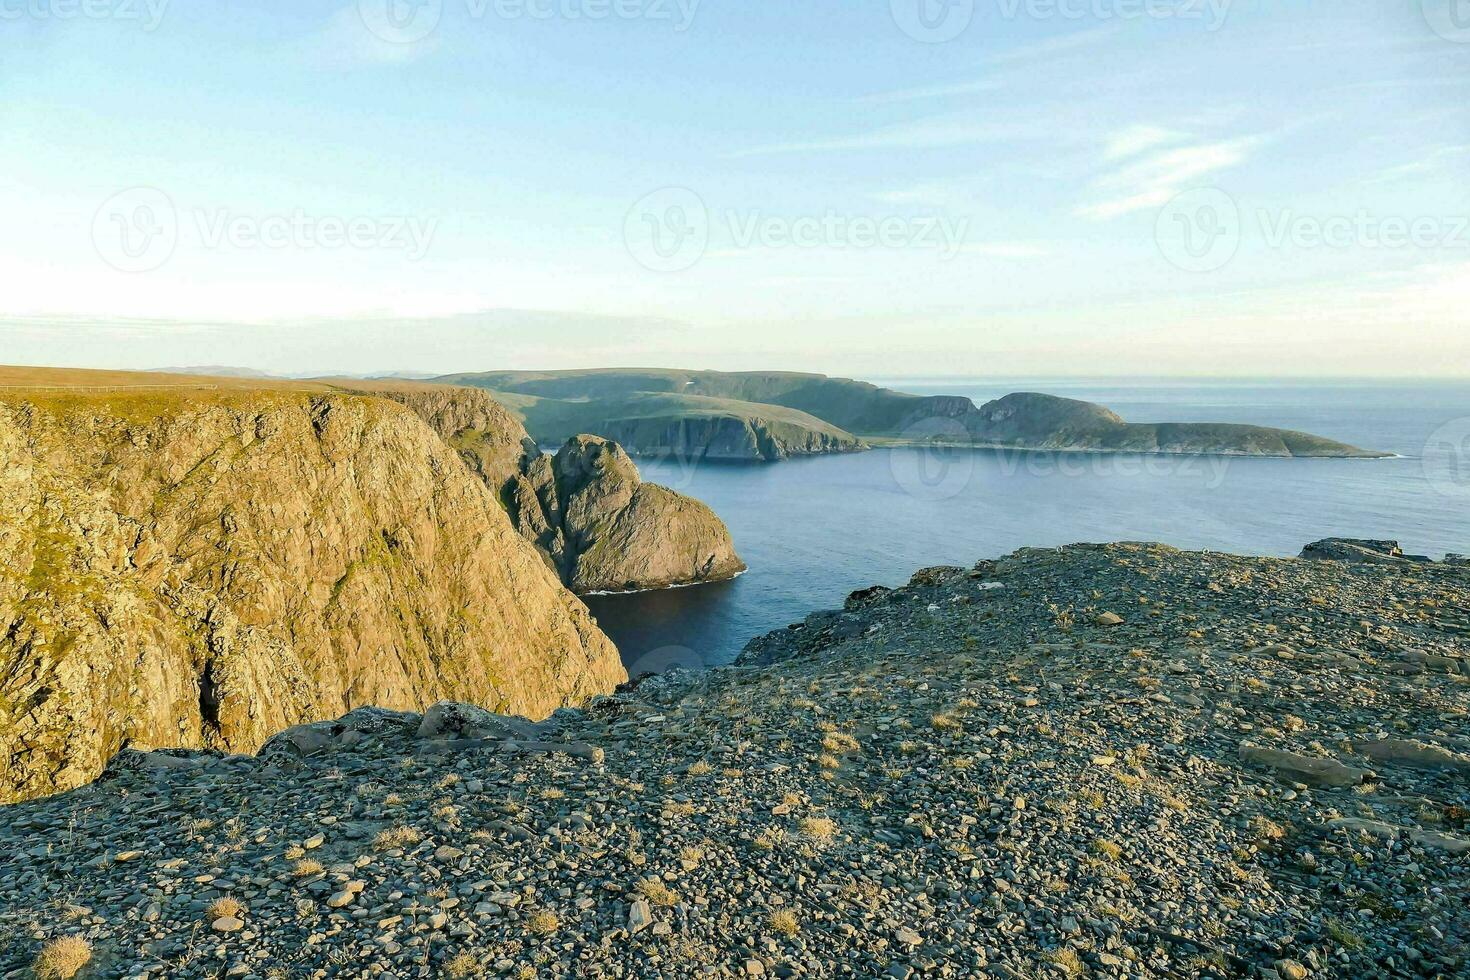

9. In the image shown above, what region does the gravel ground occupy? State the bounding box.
[2,541,1467,980]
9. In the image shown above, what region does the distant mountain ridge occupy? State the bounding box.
[433,369,1386,460]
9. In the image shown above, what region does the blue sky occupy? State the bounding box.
[1,0,1468,376]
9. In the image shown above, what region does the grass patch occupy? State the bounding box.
[768,908,800,938]
[374,825,424,851]
[32,937,92,980]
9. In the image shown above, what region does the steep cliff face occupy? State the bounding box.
[550,436,746,593]
[338,382,746,593]
[0,384,625,803]
[599,413,864,462]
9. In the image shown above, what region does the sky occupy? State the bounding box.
[1,0,1468,377]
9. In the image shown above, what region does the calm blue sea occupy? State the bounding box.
[584,379,1470,675]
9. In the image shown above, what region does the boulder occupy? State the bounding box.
[416,701,541,742]
[1299,539,1431,564]
[1349,739,1470,772]
[1239,745,1375,787]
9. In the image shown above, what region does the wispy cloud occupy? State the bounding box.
[1103,124,1187,161]
[856,78,1005,105]
[1364,144,1470,185]
[987,25,1121,66]
[855,26,1117,105]
[735,115,1054,157]
[1077,133,1264,220]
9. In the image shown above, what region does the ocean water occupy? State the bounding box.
[584,379,1470,675]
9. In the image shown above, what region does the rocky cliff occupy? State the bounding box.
[513,436,746,593]
[0,374,626,803]
[598,411,863,462]
[336,382,746,593]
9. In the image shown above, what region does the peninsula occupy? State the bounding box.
[433,369,1385,461]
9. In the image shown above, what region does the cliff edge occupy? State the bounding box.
[0,370,626,803]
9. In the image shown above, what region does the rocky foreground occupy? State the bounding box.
[2,541,1468,979]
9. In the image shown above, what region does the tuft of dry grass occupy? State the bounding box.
[754,827,787,851]
[1091,839,1123,861]
[206,897,245,921]
[441,950,483,978]
[798,816,837,842]
[526,910,560,935]
[292,858,324,877]
[686,760,713,776]
[930,713,962,733]
[1046,947,1085,977]
[821,732,860,753]
[636,878,680,907]
[374,825,424,851]
[33,936,92,980]
[768,908,800,938]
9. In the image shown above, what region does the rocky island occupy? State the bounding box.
[433,369,1385,461]
[1,537,1465,978]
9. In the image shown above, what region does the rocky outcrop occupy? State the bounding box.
[511,436,745,593]
[1299,538,1434,564]
[337,382,746,593]
[0,383,625,803]
[598,412,864,462]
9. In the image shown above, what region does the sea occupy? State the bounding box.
[583,378,1470,676]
